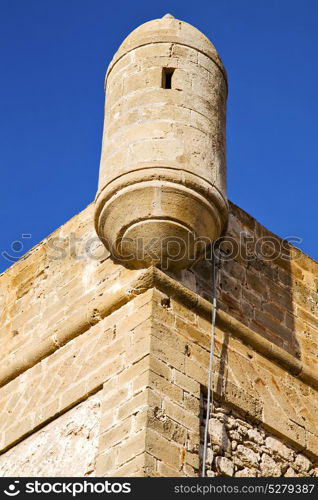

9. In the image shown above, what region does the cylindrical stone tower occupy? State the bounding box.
[95,14,228,270]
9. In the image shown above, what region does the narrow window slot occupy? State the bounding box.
[162,68,175,89]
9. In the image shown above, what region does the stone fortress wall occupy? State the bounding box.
[0,14,317,477]
[0,201,317,476]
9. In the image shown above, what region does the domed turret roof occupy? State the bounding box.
[108,14,225,77]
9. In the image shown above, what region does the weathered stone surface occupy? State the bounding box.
[235,467,259,477]
[0,394,102,477]
[260,453,282,477]
[247,428,264,445]
[295,453,312,473]
[236,445,260,468]
[284,467,297,477]
[215,456,234,476]
[209,419,231,453]
[265,437,294,461]
[0,234,317,477]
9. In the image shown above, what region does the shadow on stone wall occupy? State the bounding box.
[191,201,300,359]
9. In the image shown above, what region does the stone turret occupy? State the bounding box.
[95,15,228,269]
[1,15,318,479]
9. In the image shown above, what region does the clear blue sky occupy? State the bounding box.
[1,0,317,273]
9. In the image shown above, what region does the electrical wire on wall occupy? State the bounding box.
[201,246,218,477]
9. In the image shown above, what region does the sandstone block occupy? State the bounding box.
[209,419,231,453]
[265,437,294,461]
[146,429,181,469]
[295,453,312,472]
[235,467,258,477]
[260,453,282,477]
[236,445,260,468]
[215,456,234,476]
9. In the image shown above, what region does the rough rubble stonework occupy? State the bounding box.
[202,399,318,477]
